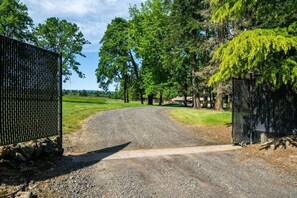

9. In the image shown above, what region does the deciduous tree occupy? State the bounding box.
[129,0,171,105]
[96,17,137,103]
[0,0,34,41]
[34,17,90,81]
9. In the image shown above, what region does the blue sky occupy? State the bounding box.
[20,0,145,90]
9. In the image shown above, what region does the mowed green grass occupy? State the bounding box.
[170,108,231,126]
[63,96,143,134]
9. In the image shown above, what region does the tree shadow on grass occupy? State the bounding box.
[62,100,107,104]
[0,142,131,185]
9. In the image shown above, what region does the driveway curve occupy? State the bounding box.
[65,107,216,153]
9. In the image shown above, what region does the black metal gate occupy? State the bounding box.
[0,35,62,146]
[232,76,297,144]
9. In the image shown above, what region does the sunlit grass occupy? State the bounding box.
[170,108,231,126]
[63,97,143,134]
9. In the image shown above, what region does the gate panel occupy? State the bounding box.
[253,83,297,135]
[0,35,62,145]
[232,77,297,144]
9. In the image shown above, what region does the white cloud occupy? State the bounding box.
[24,0,100,17]
[21,0,145,52]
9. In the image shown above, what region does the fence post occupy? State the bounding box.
[231,77,235,144]
[249,73,253,144]
[59,53,63,146]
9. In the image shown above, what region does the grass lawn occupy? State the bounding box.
[63,96,143,134]
[170,108,232,144]
[170,108,231,127]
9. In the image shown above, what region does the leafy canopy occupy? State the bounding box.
[209,24,297,88]
[0,0,33,41]
[34,17,90,81]
[209,0,297,88]
[129,0,170,96]
[96,17,131,90]
[210,0,297,28]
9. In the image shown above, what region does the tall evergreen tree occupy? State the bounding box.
[166,0,210,109]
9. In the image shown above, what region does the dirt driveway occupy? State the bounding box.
[2,107,297,197]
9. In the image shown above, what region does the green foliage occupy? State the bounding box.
[96,17,138,102]
[34,17,90,81]
[209,25,297,88]
[210,0,255,23]
[97,0,297,108]
[79,90,88,97]
[166,0,211,98]
[209,0,297,89]
[129,0,170,97]
[162,82,180,100]
[96,17,131,90]
[210,0,297,28]
[0,0,33,41]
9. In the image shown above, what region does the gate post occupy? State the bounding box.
[249,73,253,144]
[231,77,235,144]
[58,53,63,146]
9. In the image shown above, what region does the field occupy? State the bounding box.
[63,96,143,134]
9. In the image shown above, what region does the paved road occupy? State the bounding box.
[44,107,297,197]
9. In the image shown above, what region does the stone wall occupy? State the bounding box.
[0,137,63,162]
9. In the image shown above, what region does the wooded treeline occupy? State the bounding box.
[96,0,297,109]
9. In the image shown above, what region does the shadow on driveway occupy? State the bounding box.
[0,142,131,185]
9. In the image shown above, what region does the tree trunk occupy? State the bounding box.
[215,83,225,111]
[226,95,231,110]
[215,94,223,111]
[123,76,128,103]
[159,91,163,106]
[192,54,200,109]
[184,83,188,107]
[228,94,232,110]
[140,90,144,104]
[123,87,127,103]
[209,89,214,109]
[129,50,144,105]
[215,92,224,111]
[148,94,153,105]
[202,87,208,108]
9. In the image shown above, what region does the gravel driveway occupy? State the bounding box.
[33,107,297,197]
[65,107,218,153]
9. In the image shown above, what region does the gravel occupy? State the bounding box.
[64,107,216,153]
[19,107,297,197]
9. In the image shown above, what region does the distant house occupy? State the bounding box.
[171,96,192,104]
